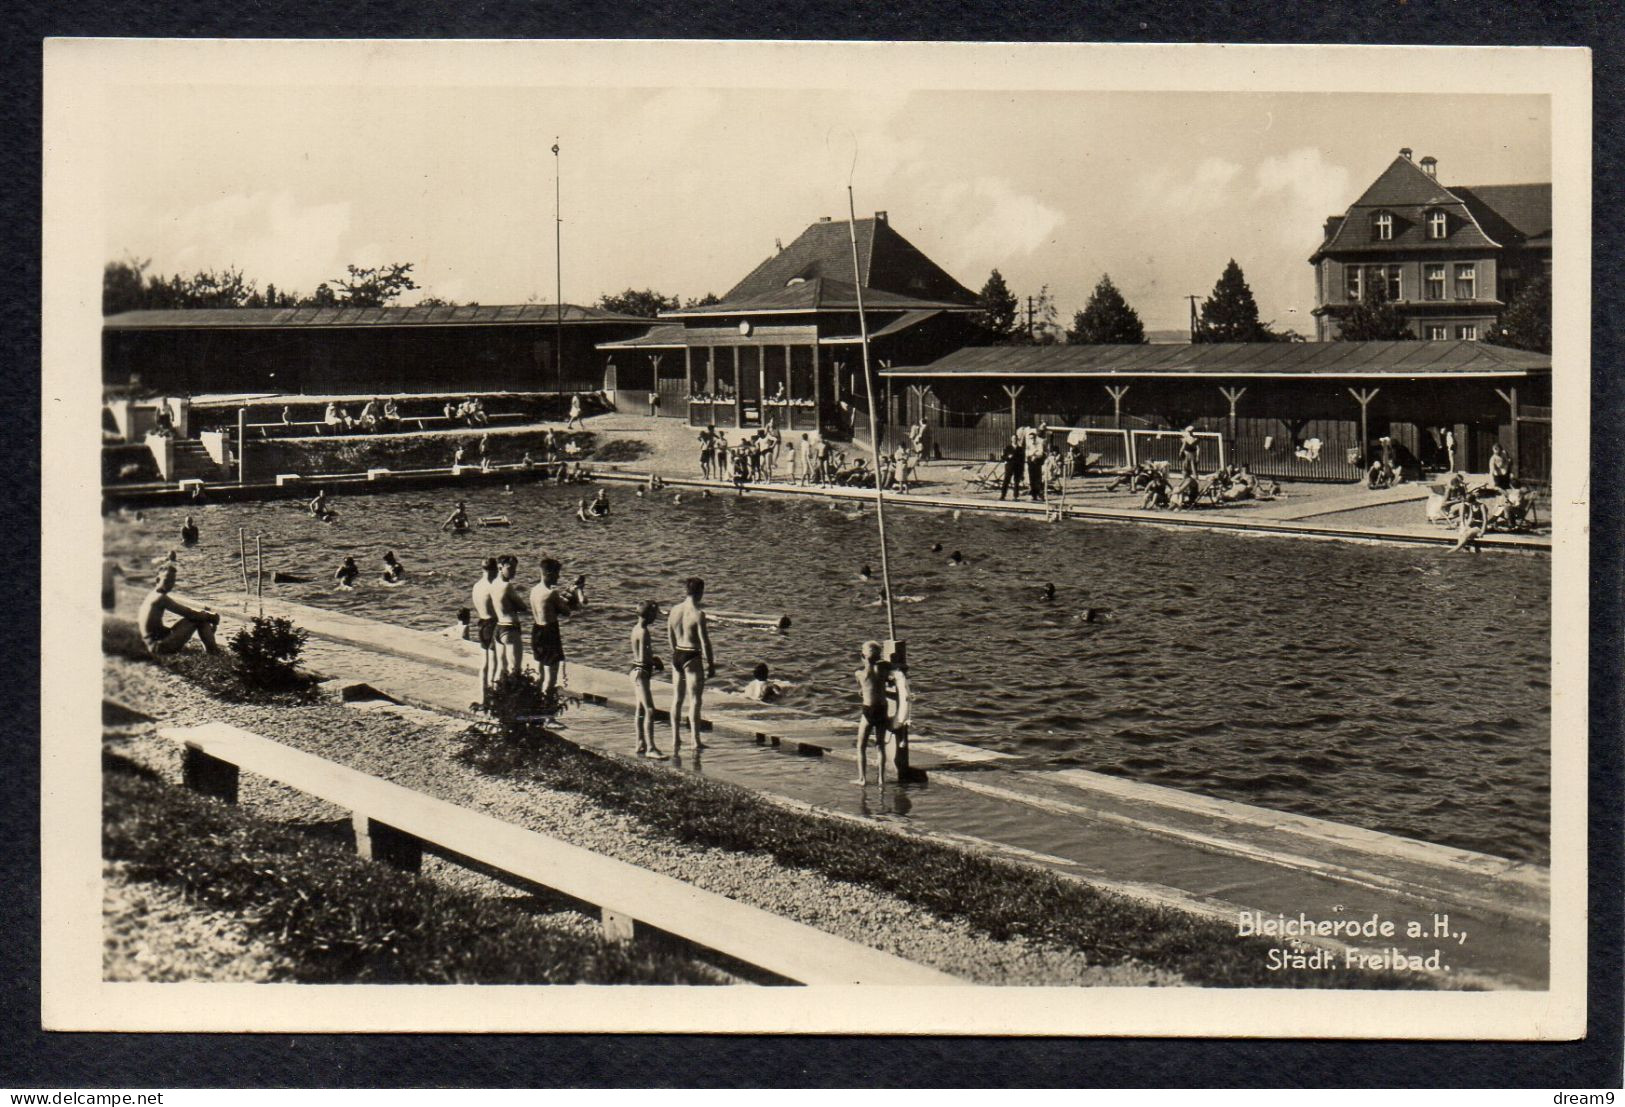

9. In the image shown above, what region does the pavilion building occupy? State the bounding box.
[598,211,982,434]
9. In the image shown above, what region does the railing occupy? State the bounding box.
[160,722,959,987]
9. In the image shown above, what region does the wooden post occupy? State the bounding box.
[1348,387,1381,474]
[1495,385,1521,475]
[182,745,239,804]
[351,813,423,872]
[1104,385,1131,429]
[1219,386,1247,446]
[1001,384,1025,432]
[238,527,250,607]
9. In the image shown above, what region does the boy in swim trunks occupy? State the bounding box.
[137,563,221,656]
[529,557,587,699]
[492,555,526,680]
[666,576,715,753]
[470,556,500,702]
[628,600,665,757]
[854,640,891,786]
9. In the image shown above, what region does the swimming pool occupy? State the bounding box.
[105,481,1551,863]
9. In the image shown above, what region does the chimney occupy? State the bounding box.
[1399,147,1413,161]
[874,210,888,224]
[818,216,831,222]
[1420,156,1437,178]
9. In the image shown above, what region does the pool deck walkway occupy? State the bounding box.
[157,590,1551,989]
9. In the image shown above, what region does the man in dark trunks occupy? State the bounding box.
[666,576,715,753]
[854,640,891,786]
[529,557,587,700]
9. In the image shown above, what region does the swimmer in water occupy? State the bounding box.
[180,516,199,546]
[701,489,712,499]
[930,542,942,553]
[858,564,873,582]
[382,551,404,584]
[1042,582,1055,602]
[441,500,470,533]
[635,487,645,498]
[575,498,591,522]
[334,556,360,589]
[590,488,610,517]
[308,489,332,520]
[947,550,965,567]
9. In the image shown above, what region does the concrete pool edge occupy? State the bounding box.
[173,593,1550,902]
[103,463,1551,553]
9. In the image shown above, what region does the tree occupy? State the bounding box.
[683,291,722,309]
[332,263,419,307]
[1067,274,1147,345]
[970,268,1019,343]
[1196,259,1278,342]
[103,257,151,314]
[305,283,338,308]
[1486,271,1551,354]
[1335,281,1413,341]
[598,288,680,317]
[1008,284,1062,345]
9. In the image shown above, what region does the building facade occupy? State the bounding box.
[599,212,981,434]
[1309,149,1551,342]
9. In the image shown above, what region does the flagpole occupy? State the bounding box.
[845,186,896,642]
[553,138,563,396]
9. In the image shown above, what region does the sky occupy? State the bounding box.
[102,85,1550,333]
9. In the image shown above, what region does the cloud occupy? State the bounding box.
[929,177,1065,271]
[1253,147,1353,245]
[154,191,355,295]
[1134,156,1245,215]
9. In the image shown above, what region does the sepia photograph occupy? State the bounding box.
[40,39,1591,1039]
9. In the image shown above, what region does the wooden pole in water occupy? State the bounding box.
[845,185,896,642]
[238,527,249,610]
[255,534,264,617]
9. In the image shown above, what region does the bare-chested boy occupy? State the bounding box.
[137,563,221,655]
[854,640,891,785]
[666,576,715,752]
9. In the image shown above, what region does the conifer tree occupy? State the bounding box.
[1196,259,1274,342]
[1067,274,1147,345]
[971,268,1020,343]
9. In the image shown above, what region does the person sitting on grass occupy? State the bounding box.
[382,398,401,429]
[1107,461,1156,494]
[138,562,221,656]
[854,640,891,786]
[1172,472,1202,510]
[1220,464,1260,502]
[470,398,490,426]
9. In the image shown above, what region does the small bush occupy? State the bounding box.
[478,670,572,749]
[229,616,309,690]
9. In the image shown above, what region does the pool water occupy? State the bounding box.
[105,481,1551,863]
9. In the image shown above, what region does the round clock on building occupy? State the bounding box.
[737,320,752,336]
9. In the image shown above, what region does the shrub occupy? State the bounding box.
[228,616,309,690]
[477,670,572,749]
[592,439,652,463]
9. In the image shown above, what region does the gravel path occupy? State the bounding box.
[103,861,287,983]
[104,655,1177,986]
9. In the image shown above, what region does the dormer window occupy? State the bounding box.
[1427,210,1448,240]
[1372,211,1393,241]
[785,277,806,286]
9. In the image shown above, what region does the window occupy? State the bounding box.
[1425,265,1446,300]
[1372,211,1393,241]
[1368,265,1401,301]
[1427,325,1448,341]
[1454,264,1476,300]
[1456,325,1478,341]
[1344,266,1361,302]
[1428,210,1448,239]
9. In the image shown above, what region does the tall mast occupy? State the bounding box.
[553,139,563,395]
[845,187,896,641]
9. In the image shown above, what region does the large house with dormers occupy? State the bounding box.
[1309,148,1551,342]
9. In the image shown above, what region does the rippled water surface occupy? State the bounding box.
[106,483,1551,862]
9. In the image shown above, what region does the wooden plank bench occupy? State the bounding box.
[160,722,958,987]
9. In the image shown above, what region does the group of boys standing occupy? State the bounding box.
[469,553,588,707]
